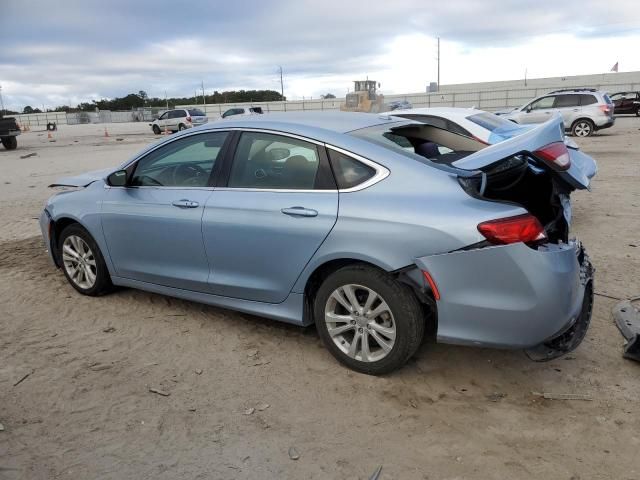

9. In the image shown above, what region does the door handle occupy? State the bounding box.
[281,206,318,217]
[172,199,199,208]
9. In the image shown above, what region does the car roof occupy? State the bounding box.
[202,111,404,134]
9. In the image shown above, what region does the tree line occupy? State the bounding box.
[20,89,287,114]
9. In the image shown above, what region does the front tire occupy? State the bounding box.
[2,136,18,150]
[59,224,113,296]
[314,264,425,375]
[571,119,594,137]
[152,124,161,135]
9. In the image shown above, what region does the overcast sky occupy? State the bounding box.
[1,0,639,110]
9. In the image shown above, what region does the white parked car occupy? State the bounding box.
[220,107,264,119]
[150,108,208,134]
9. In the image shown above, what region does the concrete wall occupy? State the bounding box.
[11,71,640,127]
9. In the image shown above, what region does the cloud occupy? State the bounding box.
[1,0,639,109]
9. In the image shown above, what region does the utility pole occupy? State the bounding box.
[436,37,440,91]
[0,85,4,115]
[165,90,168,109]
[201,80,206,105]
[278,66,284,100]
[524,68,528,87]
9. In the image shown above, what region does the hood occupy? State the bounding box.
[49,168,112,188]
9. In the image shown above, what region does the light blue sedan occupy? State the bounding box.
[40,112,595,374]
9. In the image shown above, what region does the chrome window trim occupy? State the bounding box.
[325,145,390,193]
[115,127,389,193]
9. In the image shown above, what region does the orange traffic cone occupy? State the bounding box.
[104,127,110,138]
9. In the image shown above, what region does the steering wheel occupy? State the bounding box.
[172,164,209,186]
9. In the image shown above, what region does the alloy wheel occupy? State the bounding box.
[574,121,592,137]
[324,284,396,362]
[62,235,97,289]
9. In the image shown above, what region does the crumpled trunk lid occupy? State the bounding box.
[452,115,592,190]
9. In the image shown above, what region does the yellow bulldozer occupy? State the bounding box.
[340,80,386,113]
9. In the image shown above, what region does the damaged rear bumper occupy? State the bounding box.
[612,297,640,362]
[414,240,593,356]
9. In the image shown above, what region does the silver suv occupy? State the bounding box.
[503,89,614,137]
[150,108,208,134]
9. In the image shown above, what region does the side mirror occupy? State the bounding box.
[107,170,128,187]
[525,106,532,113]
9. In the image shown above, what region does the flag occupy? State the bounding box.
[610,62,619,72]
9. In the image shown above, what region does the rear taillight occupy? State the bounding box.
[599,105,611,115]
[186,116,192,123]
[533,141,571,170]
[477,214,546,245]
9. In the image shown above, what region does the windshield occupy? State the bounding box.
[467,112,520,132]
[467,112,533,144]
[188,109,206,116]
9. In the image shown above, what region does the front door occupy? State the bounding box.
[202,130,338,303]
[520,95,556,124]
[101,130,230,291]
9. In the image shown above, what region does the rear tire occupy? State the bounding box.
[152,124,161,135]
[571,119,594,137]
[314,264,424,375]
[2,136,17,150]
[178,123,186,131]
[58,224,113,296]
[635,107,640,117]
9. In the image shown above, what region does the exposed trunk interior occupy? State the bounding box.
[478,155,570,243]
[385,124,572,244]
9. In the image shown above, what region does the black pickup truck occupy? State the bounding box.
[0,115,20,150]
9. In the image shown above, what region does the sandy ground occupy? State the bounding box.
[1,119,639,480]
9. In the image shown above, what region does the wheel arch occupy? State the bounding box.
[570,117,594,131]
[49,216,91,267]
[301,257,437,335]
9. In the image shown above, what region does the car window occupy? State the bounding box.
[328,149,376,189]
[189,109,206,116]
[553,95,580,108]
[131,131,228,187]
[228,132,320,189]
[158,112,168,120]
[466,112,520,132]
[249,107,263,114]
[580,95,598,106]
[174,110,186,118]
[530,96,555,110]
[623,92,638,100]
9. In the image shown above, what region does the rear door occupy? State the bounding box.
[552,94,581,125]
[202,130,338,303]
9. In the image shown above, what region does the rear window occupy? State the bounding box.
[602,94,613,104]
[466,112,520,132]
[553,94,580,108]
[188,109,206,116]
[328,149,375,189]
[580,95,598,106]
[249,107,263,114]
